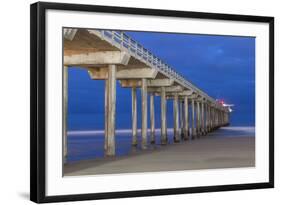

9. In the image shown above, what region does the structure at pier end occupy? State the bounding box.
[63,28,231,161]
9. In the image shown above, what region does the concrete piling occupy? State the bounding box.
[132,86,137,146]
[184,96,189,140]
[173,94,180,142]
[105,65,117,156]
[201,102,205,135]
[179,100,184,139]
[196,101,201,137]
[150,94,155,144]
[63,66,68,162]
[141,78,148,149]
[161,87,167,144]
[192,99,196,139]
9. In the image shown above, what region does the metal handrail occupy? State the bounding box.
[94,29,224,109]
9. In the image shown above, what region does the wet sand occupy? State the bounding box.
[64,127,255,176]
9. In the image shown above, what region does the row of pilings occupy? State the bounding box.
[63,65,230,159]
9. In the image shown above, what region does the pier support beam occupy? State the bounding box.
[173,94,180,142]
[105,65,116,156]
[104,80,108,150]
[227,111,230,125]
[208,106,211,131]
[213,108,215,128]
[218,109,220,127]
[227,111,229,124]
[201,102,205,135]
[222,111,224,126]
[196,101,201,137]
[161,87,167,144]
[221,111,223,125]
[205,103,208,133]
[211,107,214,130]
[191,99,196,139]
[221,110,224,126]
[64,51,131,66]
[219,110,221,126]
[212,107,215,130]
[131,86,137,146]
[150,94,155,144]
[141,78,148,149]
[215,109,218,128]
[219,110,221,127]
[184,96,189,140]
[63,66,68,163]
[215,108,217,129]
[179,101,184,139]
[216,109,218,128]
[206,104,210,133]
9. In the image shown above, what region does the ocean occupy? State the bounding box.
[66,127,255,163]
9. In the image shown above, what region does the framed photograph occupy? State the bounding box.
[30,2,274,203]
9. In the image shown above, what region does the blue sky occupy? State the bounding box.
[67,31,255,130]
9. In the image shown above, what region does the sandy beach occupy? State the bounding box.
[64,126,255,176]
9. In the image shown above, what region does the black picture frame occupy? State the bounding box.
[30,1,274,203]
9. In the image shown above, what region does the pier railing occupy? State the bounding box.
[92,29,217,105]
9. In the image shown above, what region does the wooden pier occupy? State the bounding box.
[63,28,231,161]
